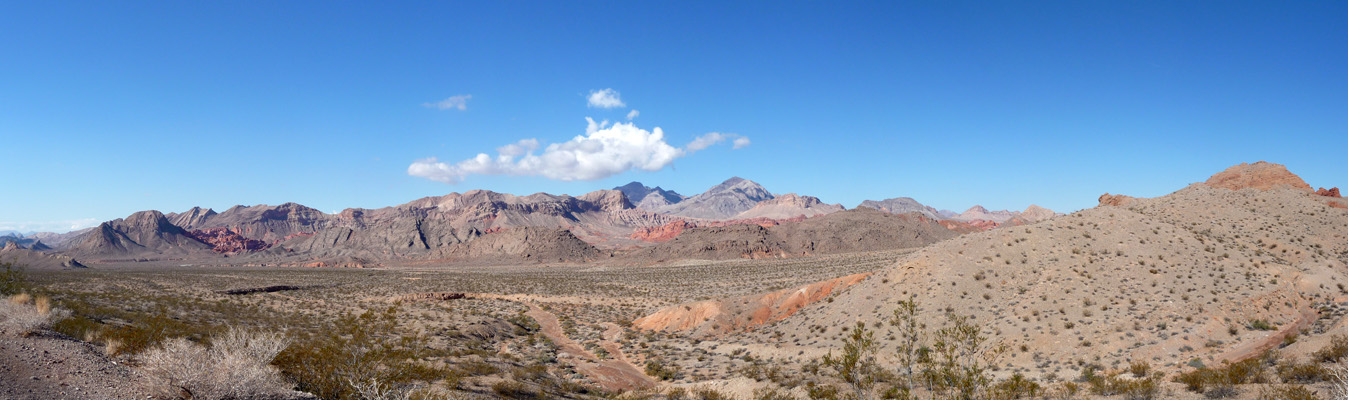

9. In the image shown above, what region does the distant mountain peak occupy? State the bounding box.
[655,177,775,220]
[614,182,685,207]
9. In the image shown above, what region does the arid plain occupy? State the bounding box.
[3,161,1347,400]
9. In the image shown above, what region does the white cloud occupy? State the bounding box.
[409,119,748,184]
[423,94,472,111]
[687,132,751,152]
[626,109,640,120]
[587,88,626,109]
[0,218,100,233]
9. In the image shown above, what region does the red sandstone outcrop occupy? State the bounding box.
[1203,161,1311,191]
[1317,187,1341,197]
[1098,193,1137,207]
[188,227,270,254]
[1330,201,1348,210]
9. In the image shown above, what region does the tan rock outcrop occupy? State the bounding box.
[1203,161,1311,191]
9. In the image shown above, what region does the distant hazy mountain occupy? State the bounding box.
[734,193,843,219]
[614,182,686,210]
[857,197,944,220]
[657,177,775,220]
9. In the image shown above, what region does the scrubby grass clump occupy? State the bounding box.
[0,293,70,336]
[139,327,294,400]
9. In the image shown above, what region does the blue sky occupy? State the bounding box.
[2,2,1345,232]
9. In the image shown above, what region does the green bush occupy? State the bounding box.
[272,307,452,400]
[0,262,25,296]
[1314,334,1348,363]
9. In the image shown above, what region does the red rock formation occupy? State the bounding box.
[187,228,270,254]
[1317,187,1341,197]
[1098,193,1136,207]
[1330,201,1348,210]
[1204,161,1312,191]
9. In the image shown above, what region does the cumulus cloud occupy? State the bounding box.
[587,88,626,109]
[423,94,472,111]
[408,120,749,184]
[626,109,639,120]
[687,132,751,152]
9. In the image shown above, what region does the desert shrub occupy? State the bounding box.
[1314,334,1348,363]
[0,262,26,296]
[1277,360,1331,383]
[1174,357,1267,397]
[988,373,1040,399]
[821,321,879,400]
[1248,319,1276,331]
[645,359,680,381]
[754,387,797,400]
[100,311,209,355]
[692,388,733,400]
[139,327,292,400]
[1129,361,1151,378]
[806,383,843,400]
[273,306,451,400]
[0,293,70,336]
[492,381,540,399]
[1255,384,1319,400]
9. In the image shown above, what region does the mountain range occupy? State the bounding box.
[14,176,1065,268]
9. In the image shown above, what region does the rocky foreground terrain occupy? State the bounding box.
[636,161,1347,383]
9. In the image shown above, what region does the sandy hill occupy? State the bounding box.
[640,161,1348,379]
[657,177,775,220]
[624,208,958,262]
[857,197,944,220]
[732,193,843,220]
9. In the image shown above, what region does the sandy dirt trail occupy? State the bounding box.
[521,303,656,392]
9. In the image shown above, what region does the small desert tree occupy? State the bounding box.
[821,321,880,400]
[891,294,924,395]
[923,312,1005,400]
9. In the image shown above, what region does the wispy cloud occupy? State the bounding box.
[408,119,748,184]
[0,218,100,234]
[587,88,626,109]
[687,132,751,152]
[626,109,640,120]
[423,94,472,111]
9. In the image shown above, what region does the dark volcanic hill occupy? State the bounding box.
[626,208,958,262]
[614,182,686,210]
[656,177,775,220]
[66,210,211,258]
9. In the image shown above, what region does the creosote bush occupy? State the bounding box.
[140,327,293,400]
[272,306,452,400]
